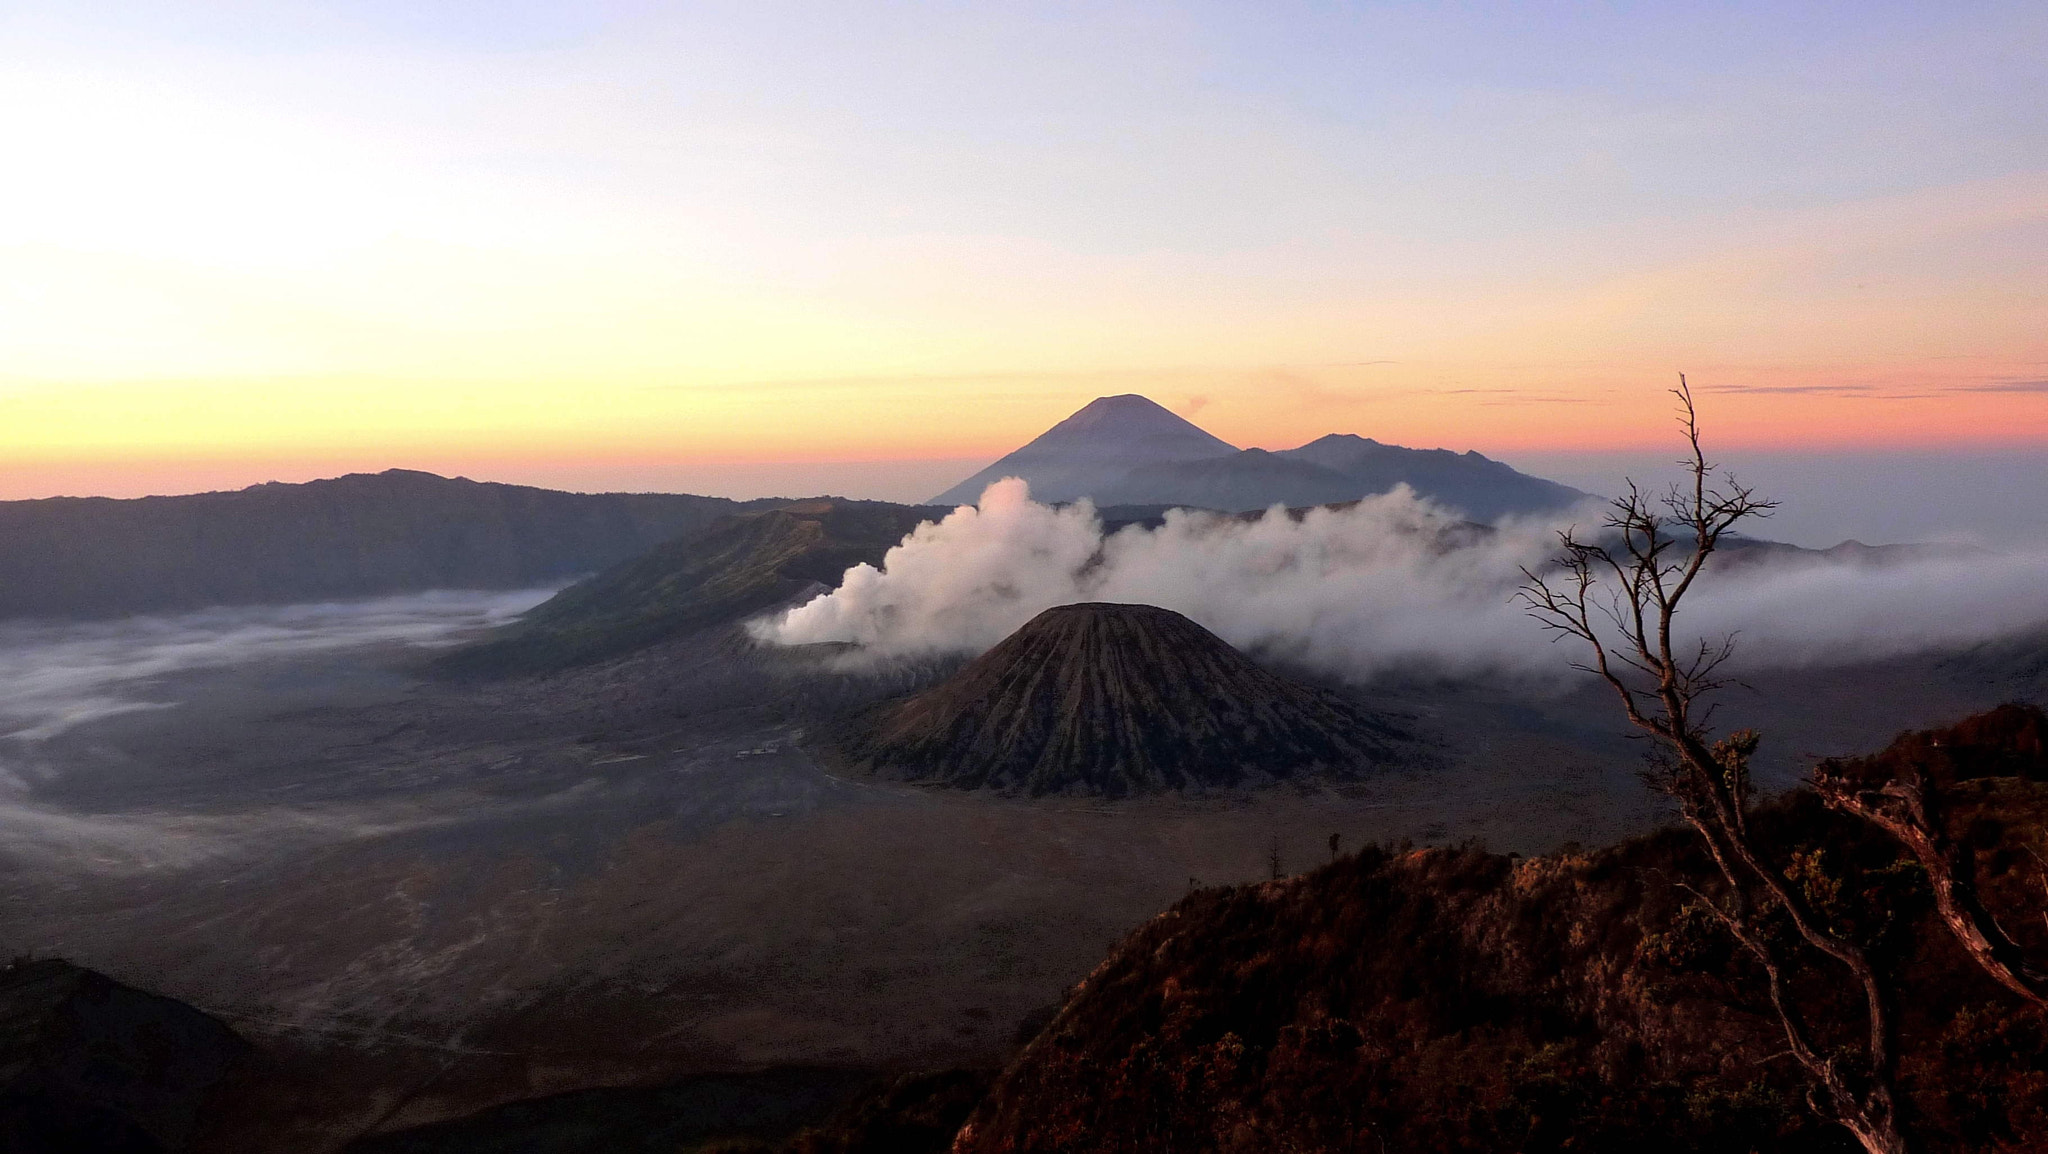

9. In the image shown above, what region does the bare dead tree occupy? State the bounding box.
[1812,755,2048,1008]
[1517,376,1909,1154]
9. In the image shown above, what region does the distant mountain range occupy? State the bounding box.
[0,399,1939,639]
[931,394,1590,521]
[0,470,774,620]
[0,397,1583,631]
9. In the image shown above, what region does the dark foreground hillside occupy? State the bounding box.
[0,471,769,620]
[0,959,248,1153]
[316,705,2048,1154]
[948,706,2048,1153]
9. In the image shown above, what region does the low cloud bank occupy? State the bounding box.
[0,588,552,744]
[754,479,2048,681]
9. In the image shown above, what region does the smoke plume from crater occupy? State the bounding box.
[754,478,2048,681]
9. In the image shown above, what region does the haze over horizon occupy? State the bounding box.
[4,2,2045,543]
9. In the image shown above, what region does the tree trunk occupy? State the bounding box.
[1840,1104,1912,1154]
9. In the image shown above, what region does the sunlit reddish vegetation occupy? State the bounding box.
[943,706,2048,1154]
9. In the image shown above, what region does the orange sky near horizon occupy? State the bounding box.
[3,3,2045,502]
[7,157,2043,499]
[7,354,2047,503]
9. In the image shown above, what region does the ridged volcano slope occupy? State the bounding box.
[434,499,944,677]
[840,603,1399,797]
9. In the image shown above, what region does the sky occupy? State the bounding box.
[3,1,2046,517]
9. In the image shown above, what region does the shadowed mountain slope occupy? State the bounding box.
[948,706,2048,1153]
[0,471,771,621]
[435,499,944,677]
[1090,447,1364,512]
[0,959,248,1154]
[929,396,1238,506]
[836,603,1401,797]
[1275,432,1590,520]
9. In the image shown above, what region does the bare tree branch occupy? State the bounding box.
[1812,763,2048,1008]
[1516,376,1904,1154]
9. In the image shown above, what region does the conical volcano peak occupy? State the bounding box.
[834,601,1400,797]
[1035,395,1230,443]
[929,395,1236,505]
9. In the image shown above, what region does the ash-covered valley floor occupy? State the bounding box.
[1,592,2040,1150]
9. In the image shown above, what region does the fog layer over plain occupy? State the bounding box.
[0,589,559,874]
[759,478,2048,678]
[0,588,553,747]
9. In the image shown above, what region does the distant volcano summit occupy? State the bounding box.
[838,602,1400,797]
[930,395,1237,507]
[929,394,1589,522]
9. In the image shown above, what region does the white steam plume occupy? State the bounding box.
[754,478,2048,680]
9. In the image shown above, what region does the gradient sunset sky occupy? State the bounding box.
[3,1,2045,505]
